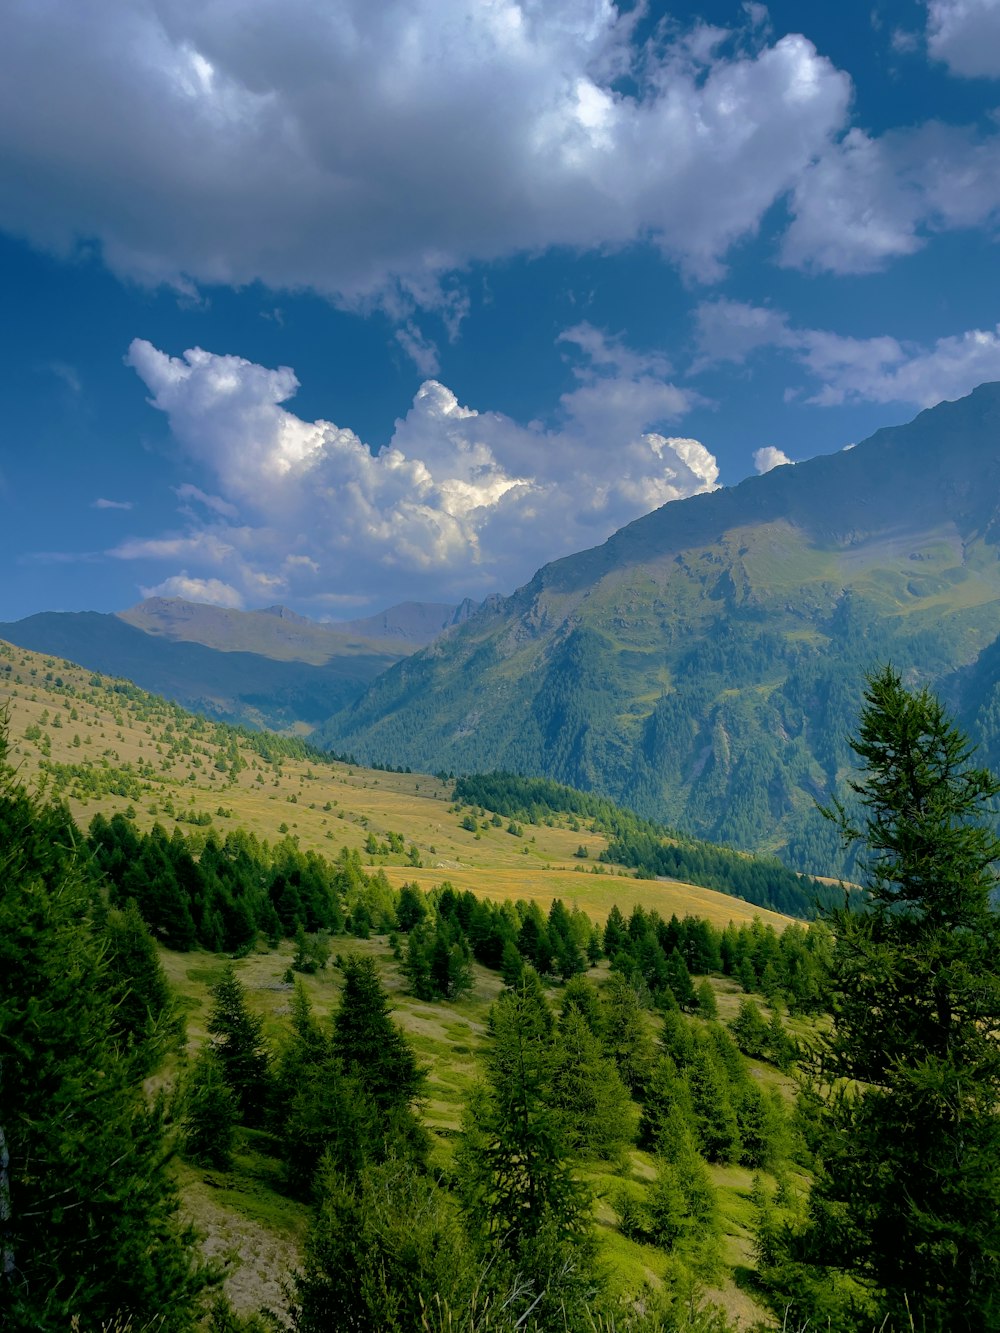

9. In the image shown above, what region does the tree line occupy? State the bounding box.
[453,772,841,918]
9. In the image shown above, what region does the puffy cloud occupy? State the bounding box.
[119,333,718,606]
[694,299,1000,407]
[781,121,1000,274]
[140,574,245,608]
[0,2,849,302]
[927,0,1000,77]
[753,446,794,473]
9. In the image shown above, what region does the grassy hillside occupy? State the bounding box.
[0,637,793,931]
[1,637,834,1329]
[162,936,805,1327]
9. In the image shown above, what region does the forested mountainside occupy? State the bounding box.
[320,383,1000,877]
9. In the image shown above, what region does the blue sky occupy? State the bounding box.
[3,0,1000,621]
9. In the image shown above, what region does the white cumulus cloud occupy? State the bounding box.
[694,299,1000,407]
[0,2,850,303]
[927,0,1000,77]
[753,446,794,473]
[118,332,718,607]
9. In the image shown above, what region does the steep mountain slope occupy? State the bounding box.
[320,383,1000,875]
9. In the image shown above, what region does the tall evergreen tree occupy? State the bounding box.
[456,975,589,1253]
[274,985,369,1193]
[207,964,271,1127]
[550,1007,635,1162]
[795,668,1000,1330]
[183,1048,238,1170]
[332,954,426,1160]
[0,720,209,1329]
[290,1156,471,1333]
[455,975,597,1330]
[102,896,180,1075]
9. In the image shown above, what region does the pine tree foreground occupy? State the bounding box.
[791,668,1000,1330]
[0,717,210,1329]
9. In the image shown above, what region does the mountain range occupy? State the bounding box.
[317,382,1000,875]
[0,597,472,732]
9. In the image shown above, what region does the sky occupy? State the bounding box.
[4,0,1000,622]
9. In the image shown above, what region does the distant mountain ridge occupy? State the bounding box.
[0,596,478,732]
[117,596,403,663]
[334,598,480,644]
[318,382,1000,877]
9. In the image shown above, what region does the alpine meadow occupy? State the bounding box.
[6,1,1000,1330]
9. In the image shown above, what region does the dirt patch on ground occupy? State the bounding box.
[182,1173,306,1322]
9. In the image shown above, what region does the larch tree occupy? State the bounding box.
[796,667,1000,1330]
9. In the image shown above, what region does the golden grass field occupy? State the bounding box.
[0,637,794,931]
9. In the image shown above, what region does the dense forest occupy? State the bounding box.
[2,668,1000,1331]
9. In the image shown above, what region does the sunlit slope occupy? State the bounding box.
[0,639,792,930]
[320,383,1000,874]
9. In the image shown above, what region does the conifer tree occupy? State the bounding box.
[455,974,598,1330]
[550,1007,635,1161]
[456,974,588,1254]
[0,720,209,1329]
[333,954,423,1112]
[183,1048,238,1169]
[796,667,1000,1330]
[291,1156,471,1333]
[275,984,369,1192]
[332,954,426,1160]
[207,964,271,1126]
[102,896,180,1075]
[601,971,656,1096]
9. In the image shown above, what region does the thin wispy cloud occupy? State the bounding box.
[694,300,1000,407]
